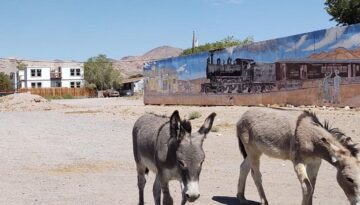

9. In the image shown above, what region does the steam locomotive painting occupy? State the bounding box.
[201,51,360,94]
[201,51,275,94]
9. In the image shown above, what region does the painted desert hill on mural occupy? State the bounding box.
[112,45,183,78]
[309,47,360,60]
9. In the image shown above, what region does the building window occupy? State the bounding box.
[76,81,81,88]
[37,82,42,88]
[70,82,75,88]
[36,69,41,77]
[70,69,75,76]
[76,69,81,76]
[31,82,36,88]
[31,69,36,77]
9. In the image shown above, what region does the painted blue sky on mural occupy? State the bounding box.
[145,24,360,80]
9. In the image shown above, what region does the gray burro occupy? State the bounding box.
[236,108,360,205]
[132,110,216,205]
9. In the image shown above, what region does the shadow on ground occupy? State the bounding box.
[212,196,261,205]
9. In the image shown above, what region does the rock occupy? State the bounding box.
[344,106,351,110]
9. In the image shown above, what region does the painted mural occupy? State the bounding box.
[144,23,360,107]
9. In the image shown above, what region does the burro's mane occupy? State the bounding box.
[299,110,359,157]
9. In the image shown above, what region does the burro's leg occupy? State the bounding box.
[153,175,161,205]
[159,176,173,205]
[293,161,313,205]
[136,165,147,205]
[180,182,187,205]
[237,157,250,200]
[306,160,321,205]
[249,154,268,205]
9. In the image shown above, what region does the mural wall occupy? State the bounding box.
[144,23,360,107]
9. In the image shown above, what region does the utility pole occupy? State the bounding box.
[192,31,195,54]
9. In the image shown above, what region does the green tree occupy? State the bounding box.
[325,0,360,25]
[16,60,27,70]
[84,54,122,90]
[0,72,12,90]
[181,36,253,56]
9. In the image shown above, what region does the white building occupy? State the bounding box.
[17,65,84,89]
[134,79,144,93]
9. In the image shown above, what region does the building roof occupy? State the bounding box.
[122,77,143,84]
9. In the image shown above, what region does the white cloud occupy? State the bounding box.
[286,34,308,52]
[303,26,346,51]
[177,64,188,73]
[225,46,235,55]
[330,32,360,49]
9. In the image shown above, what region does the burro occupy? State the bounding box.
[236,108,360,205]
[132,110,216,205]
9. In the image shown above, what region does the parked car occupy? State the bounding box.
[103,89,120,97]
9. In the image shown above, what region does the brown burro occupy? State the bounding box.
[236,108,360,205]
[132,110,216,205]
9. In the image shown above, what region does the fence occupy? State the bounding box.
[18,88,96,98]
[0,90,15,97]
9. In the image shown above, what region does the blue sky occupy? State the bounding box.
[0,0,335,61]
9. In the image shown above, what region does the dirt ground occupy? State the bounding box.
[1,95,359,205]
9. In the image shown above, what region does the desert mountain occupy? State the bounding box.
[0,46,183,79]
[0,58,17,74]
[309,47,360,60]
[112,46,183,79]
[0,58,81,75]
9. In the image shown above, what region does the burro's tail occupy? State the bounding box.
[236,120,248,159]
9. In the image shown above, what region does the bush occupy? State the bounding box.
[188,111,202,120]
[45,96,62,100]
[0,72,12,90]
[85,83,97,90]
[62,94,74,99]
[181,36,253,56]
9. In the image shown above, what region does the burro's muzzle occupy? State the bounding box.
[185,181,200,202]
[349,195,360,205]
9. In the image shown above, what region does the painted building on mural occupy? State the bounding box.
[144,23,360,107]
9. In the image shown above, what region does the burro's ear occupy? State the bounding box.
[321,137,341,164]
[170,110,181,139]
[198,112,216,134]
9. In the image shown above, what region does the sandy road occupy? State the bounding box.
[0,97,358,205]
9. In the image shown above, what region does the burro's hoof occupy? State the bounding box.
[236,193,246,200]
[261,200,269,205]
